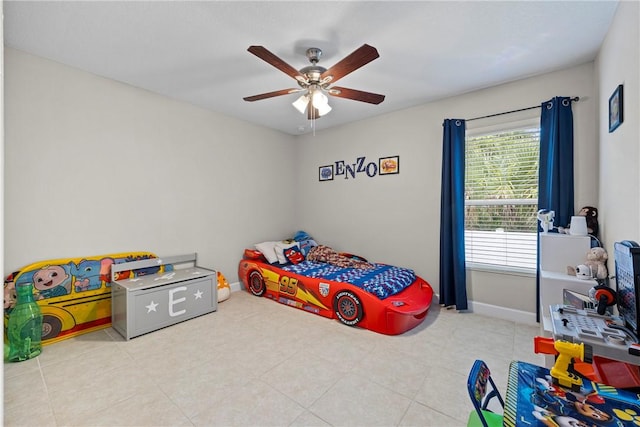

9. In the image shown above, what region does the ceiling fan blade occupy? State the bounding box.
[328,87,385,104]
[243,88,302,102]
[320,44,379,85]
[247,46,307,83]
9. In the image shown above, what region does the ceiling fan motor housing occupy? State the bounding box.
[306,47,322,63]
[299,65,327,87]
[299,48,327,88]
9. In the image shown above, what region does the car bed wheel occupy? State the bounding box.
[248,271,266,297]
[333,290,363,326]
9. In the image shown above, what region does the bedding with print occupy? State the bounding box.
[306,245,374,269]
[280,259,417,300]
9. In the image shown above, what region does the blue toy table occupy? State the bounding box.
[503,360,640,426]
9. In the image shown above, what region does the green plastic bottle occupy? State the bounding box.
[7,283,43,362]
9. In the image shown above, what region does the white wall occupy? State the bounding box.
[296,62,599,317]
[6,3,637,321]
[1,1,5,291]
[596,0,640,257]
[4,48,298,282]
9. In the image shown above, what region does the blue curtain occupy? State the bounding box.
[539,97,575,230]
[439,119,468,310]
[537,96,575,320]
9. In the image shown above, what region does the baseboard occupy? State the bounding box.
[467,300,537,325]
[230,281,242,293]
[233,286,537,324]
[435,292,537,325]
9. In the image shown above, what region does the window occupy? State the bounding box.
[464,121,540,272]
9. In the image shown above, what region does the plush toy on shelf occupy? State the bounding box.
[584,246,608,279]
[567,246,608,280]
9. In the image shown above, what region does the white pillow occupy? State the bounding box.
[275,241,300,264]
[254,241,279,264]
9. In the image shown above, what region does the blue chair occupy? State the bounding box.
[466,360,505,427]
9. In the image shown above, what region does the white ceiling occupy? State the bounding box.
[4,1,619,135]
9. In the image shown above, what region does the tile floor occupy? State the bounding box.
[4,290,544,426]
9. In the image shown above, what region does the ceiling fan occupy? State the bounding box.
[243,44,385,120]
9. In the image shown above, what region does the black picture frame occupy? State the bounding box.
[319,165,333,181]
[609,84,624,133]
[379,155,400,175]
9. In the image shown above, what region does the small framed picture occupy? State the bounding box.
[319,165,334,181]
[609,84,624,133]
[379,156,399,175]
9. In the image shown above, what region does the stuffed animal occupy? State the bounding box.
[558,206,599,238]
[584,246,608,279]
[568,247,608,280]
[217,271,231,302]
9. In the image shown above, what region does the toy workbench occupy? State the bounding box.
[111,253,217,340]
[549,304,640,365]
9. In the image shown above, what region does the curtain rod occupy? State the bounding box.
[465,96,580,122]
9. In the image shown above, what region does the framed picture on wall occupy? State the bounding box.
[319,165,334,181]
[379,156,399,175]
[609,84,624,133]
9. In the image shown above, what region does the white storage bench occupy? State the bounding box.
[111,253,217,340]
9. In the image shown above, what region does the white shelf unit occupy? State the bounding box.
[539,233,595,332]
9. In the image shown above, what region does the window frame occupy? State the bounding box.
[464,117,540,276]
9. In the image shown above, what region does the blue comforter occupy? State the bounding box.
[280,260,416,300]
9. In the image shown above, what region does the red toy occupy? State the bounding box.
[238,250,434,335]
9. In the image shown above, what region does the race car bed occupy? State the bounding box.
[237,241,434,335]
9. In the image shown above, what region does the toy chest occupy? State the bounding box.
[111,253,217,340]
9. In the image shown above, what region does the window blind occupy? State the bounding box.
[464,126,540,270]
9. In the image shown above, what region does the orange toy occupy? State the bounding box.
[217,271,231,302]
[534,336,597,386]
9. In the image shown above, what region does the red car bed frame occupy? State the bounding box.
[238,249,434,335]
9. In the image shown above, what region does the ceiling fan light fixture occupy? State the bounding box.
[312,90,328,109]
[316,101,332,117]
[311,88,331,116]
[292,94,309,114]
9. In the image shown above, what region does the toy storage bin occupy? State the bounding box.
[111,253,217,340]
